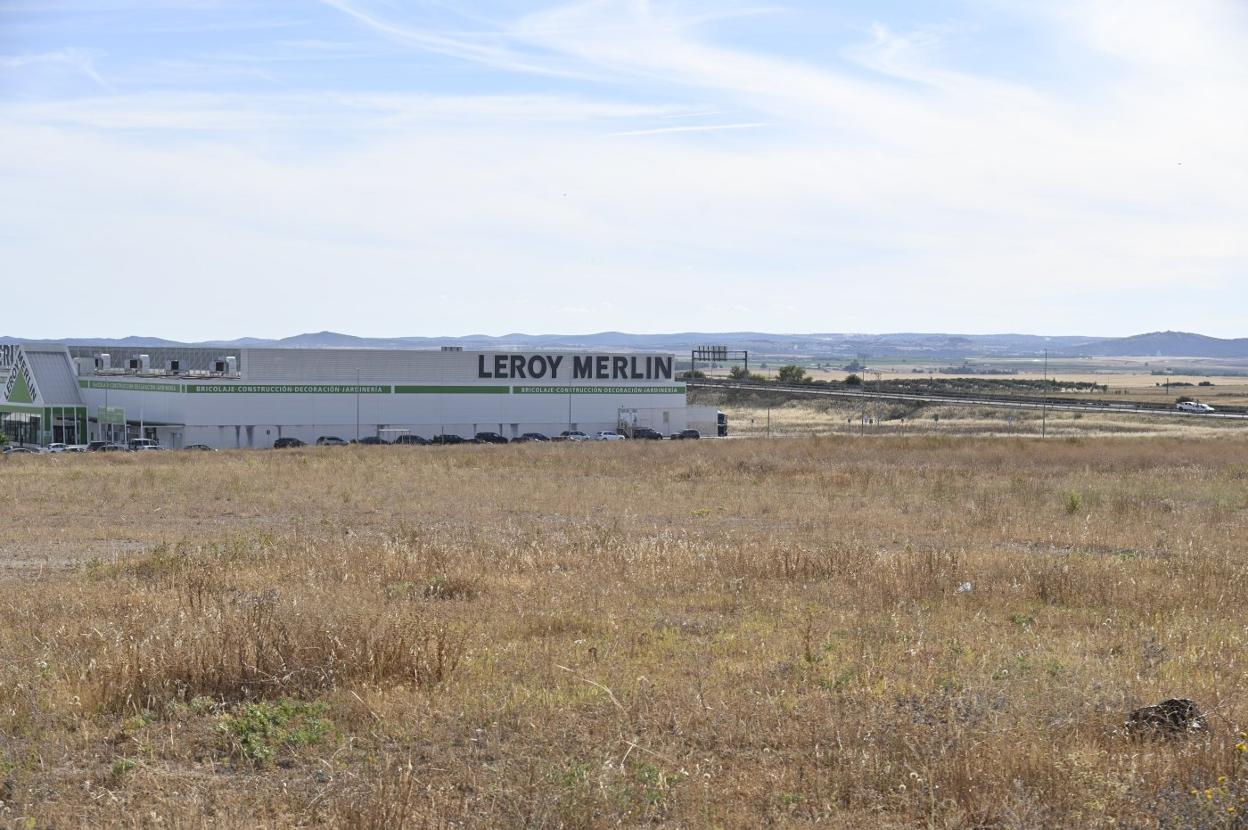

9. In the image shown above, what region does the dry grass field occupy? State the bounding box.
[3,437,1248,828]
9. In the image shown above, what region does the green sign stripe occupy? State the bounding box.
[0,402,43,413]
[186,384,391,394]
[514,385,685,395]
[80,380,182,393]
[74,380,683,396]
[394,385,510,394]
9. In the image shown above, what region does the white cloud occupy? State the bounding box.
[1,0,1245,337]
[1,47,114,90]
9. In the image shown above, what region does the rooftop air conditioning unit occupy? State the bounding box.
[225,356,238,376]
[97,353,111,370]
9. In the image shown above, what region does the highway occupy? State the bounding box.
[687,379,1248,422]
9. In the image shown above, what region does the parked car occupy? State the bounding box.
[316,436,348,446]
[671,429,701,440]
[45,442,68,453]
[86,441,111,452]
[632,427,664,440]
[513,432,550,443]
[429,434,465,445]
[1176,401,1215,413]
[273,437,306,449]
[557,430,590,442]
[97,443,129,452]
[183,444,217,451]
[393,434,429,445]
[128,438,162,451]
[356,436,390,445]
[473,431,509,444]
[3,446,41,454]
[592,430,626,441]
[65,444,89,453]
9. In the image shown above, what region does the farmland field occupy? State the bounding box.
[3,438,1248,827]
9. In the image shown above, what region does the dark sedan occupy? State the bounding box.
[473,432,509,444]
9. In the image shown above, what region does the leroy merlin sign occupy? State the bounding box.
[3,349,39,405]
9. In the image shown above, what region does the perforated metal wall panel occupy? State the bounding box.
[24,347,85,406]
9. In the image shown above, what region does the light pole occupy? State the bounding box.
[355,367,361,442]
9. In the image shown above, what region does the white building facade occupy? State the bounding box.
[5,344,716,448]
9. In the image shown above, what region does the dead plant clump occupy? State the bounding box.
[1,436,1248,827]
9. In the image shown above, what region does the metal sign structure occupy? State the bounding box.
[690,346,749,376]
[98,406,126,425]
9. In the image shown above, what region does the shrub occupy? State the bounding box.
[776,365,810,384]
[844,373,863,386]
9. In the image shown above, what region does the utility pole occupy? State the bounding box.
[1042,349,1048,438]
[860,382,866,436]
[874,370,883,432]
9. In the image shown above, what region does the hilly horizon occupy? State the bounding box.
[4,330,1248,359]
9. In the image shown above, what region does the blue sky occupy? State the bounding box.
[2,0,1245,340]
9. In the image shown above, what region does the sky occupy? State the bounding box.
[2,0,1246,341]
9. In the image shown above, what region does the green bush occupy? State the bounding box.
[776,365,810,384]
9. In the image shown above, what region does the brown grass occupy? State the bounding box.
[2,437,1248,827]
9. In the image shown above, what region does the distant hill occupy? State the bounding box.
[3,330,1245,359]
[1058,331,1248,358]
